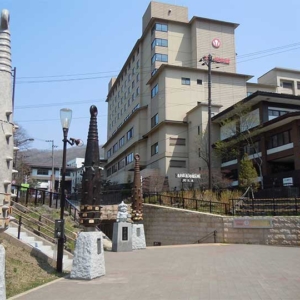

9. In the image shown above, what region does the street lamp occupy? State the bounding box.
[56,108,83,272]
[57,108,72,273]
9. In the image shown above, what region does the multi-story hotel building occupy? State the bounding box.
[103,1,300,190]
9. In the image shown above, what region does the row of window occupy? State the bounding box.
[222,130,292,163]
[181,77,203,85]
[107,127,134,158]
[107,153,134,176]
[280,81,300,90]
[107,157,187,177]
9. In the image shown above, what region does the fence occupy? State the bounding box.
[143,192,229,215]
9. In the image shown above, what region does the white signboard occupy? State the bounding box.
[283,177,293,186]
[175,173,201,179]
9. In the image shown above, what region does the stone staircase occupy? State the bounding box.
[4,222,73,271]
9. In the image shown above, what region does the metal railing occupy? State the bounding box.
[197,230,217,244]
[143,192,229,215]
[11,201,76,252]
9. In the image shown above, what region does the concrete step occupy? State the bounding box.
[6,223,73,271]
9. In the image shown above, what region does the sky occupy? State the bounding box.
[2,0,300,150]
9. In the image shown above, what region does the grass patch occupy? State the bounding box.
[1,238,66,298]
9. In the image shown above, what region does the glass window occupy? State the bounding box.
[151,53,168,64]
[151,142,158,156]
[151,38,168,49]
[132,81,135,88]
[136,73,140,82]
[107,149,112,158]
[151,84,158,98]
[136,87,140,96]
[151,113,159,128]
[126,153,134,164]
[281,81,293,89]
[197,79,202,85]
[181,77,190,85]
[113,142,118,153]
[119,136,125,148]
[118,158,125,170]
[137,60,140,68]
[37,168,48,175]
[267,130,291,149]
[151,69,157,77]
[127,127,134,141]
[151,23,168,34]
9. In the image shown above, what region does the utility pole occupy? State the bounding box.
[200,54,213,191]
[46,140,57,192]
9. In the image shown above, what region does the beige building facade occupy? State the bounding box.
[103,1,300,190]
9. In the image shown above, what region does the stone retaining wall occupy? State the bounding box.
[143,204,300,247]
[143,205,224,246]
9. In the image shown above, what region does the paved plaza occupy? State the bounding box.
[10,244,300,300]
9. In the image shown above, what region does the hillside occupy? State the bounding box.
[21,145,105,167]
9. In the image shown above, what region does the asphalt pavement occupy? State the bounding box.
[9,244,300,300]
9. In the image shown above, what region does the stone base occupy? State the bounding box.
[70,231,105,280]
[0,245,6,300]
[132,223,146,250]
[112,222,132,252]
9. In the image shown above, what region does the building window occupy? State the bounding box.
[132,54,135,62]
[267,130,291,149]
[151,38,168,49]
[37,168,48,175]
[126,153,134,164]
[297,82,300,90]
[137,60,140,68]
[118,158,125,170]
[107,148,112,158]
[132,93,135,102]
[132,81,135,88]
[151,53,168,64]
[136,73,140,82]
[107,167,112,176]
[113,142,118,153]
[151,142,158,156]
[281,81,293,89]
[197,79,202,85]
[119,136,125,148]
[151,23,168,34]
[243,141,260,155]
[127,127,134,141]
[181,77,190,85]
[170,160,186,168]
[136,87,140,96]
[151,69,157,77]
[112,163,118,174]
[151,84,158,98]
[151,113,159,128]
[268,109,289,120]
[169,138,186,146]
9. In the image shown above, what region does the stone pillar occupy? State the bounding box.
[70,105,105,280]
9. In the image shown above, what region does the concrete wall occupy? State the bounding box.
[143,204,300,247]
[143,205,224,246]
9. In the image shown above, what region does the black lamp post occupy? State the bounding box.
[56,108,72,273]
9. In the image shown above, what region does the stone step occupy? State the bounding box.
[6,223,73,271]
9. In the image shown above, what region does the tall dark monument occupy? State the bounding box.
[79,105,102,228]
[70,105,105,280]
[131,153,146,249]
[131,154,143,222]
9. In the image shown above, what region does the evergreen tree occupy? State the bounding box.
[239,154,259,189]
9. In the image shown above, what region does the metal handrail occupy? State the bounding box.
[197,230,217,244]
